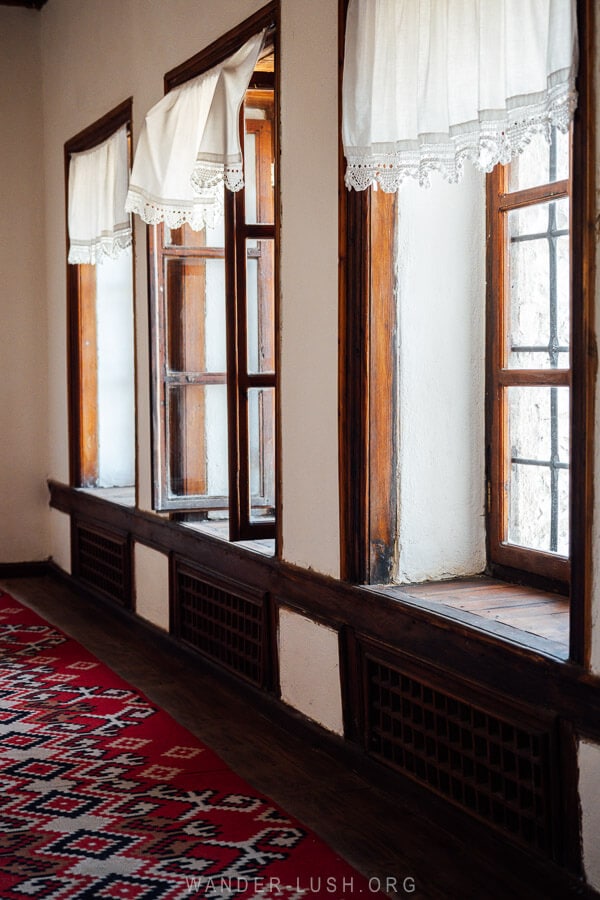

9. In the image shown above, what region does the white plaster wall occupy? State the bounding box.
[134,543,169,632]
[0,8,50,562]
[579,740,600,891]
[279,0,340,577]
[49,509,71,574]
[278,607,344,735]
[396,167,487,582]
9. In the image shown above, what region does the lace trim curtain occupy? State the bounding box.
[68,124,132,264]
[342,0,578,190]
[125,30,265,232]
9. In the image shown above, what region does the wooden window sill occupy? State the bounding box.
[368,575,569,661]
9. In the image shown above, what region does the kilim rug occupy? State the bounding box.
[0,591,384,900]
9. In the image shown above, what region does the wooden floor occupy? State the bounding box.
[0,575,594,900]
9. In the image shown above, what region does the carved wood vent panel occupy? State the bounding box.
[173,561,267,688]
[363,650,557,858]
[72,520,132,608]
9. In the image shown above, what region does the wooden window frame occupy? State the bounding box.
[65,98,135,490]
[149,2,280,544]
[149,225,229,511]
[486,145,571,588]
[339,184,398,584]
[338,0,595,666]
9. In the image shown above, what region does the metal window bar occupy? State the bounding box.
[508,129,568,554]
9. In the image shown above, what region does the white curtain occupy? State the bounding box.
[68,124,132,264]
[342,0,578,190]
[125,30,265,231]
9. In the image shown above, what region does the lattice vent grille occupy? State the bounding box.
[175,564,266,687]
[73,522,131,607]
[365,655,554,856]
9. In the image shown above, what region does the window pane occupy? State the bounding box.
[507,199,569,369]
[508,127,569,192]
[244,129,258,225]
[165,217,225,249]
[248,387,275,522]
[167,383,228,500]
[246,239,275,374]
[506,386,569,555]
[165,258,227,373]
[244,108,274,226]
[95,248,136,487]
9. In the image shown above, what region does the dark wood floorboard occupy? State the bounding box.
[0,575,594,900]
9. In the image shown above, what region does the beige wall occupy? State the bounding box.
[279,0,340,576]
[0,8,49,562]
[580,740,600,889]
[278,607,344,734]
[134,543,169,631]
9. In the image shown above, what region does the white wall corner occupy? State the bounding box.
[278,606,344,736]
[579,738,600,891]
[134,542,169,632]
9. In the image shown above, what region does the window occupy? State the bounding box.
[487,129,571,586]
[65,100,136,498]
[147,7,278,543]
[340,0,594,662]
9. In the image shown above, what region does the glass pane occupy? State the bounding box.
[165,216,225,249]
[246,239,275,374]
[508,127,569,192]
[506,386,569,555]
[244,106,274,226]
[165,258,227,374]
[95,248,135,488]
[244,129,258,225]
[248,387,276,522]
[167,383,228,500]
[557,467,570,557]
[507,199,570,369]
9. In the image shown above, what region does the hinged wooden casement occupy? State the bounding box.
[486,160,571,589]
[149,2,280,546]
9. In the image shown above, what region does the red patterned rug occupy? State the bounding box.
[0,591,383,899]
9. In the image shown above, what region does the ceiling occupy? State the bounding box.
[0,1,47,8]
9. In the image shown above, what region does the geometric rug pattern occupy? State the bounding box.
[0,591,381,899]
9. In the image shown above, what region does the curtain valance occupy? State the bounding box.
[125,30,264,231]
[342,0,578,190]
[68,124,132,264]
